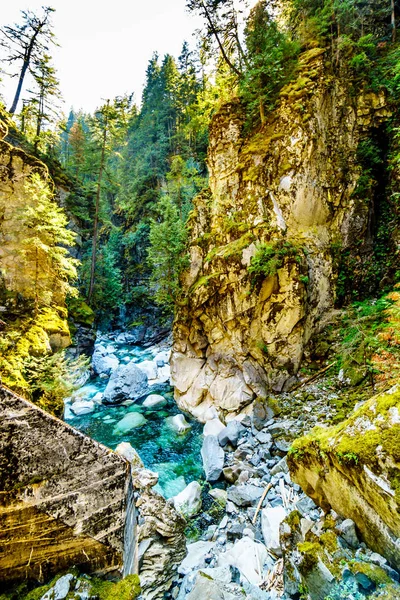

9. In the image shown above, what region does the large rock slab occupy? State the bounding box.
[201,435,225,482]
[103,360,148,404]
[288,385,400,568]
[0,386,132,585]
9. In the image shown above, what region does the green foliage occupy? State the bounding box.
[0,307,88,416]
[248,240,304,285]
[240,1,300,126]
[80,233,123,323]
[147,195,188,314]
[21,174,78,311]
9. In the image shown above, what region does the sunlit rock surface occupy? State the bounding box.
[0,385,132,584]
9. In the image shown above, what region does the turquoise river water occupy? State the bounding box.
[65,341,203,498]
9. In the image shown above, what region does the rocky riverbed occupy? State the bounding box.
[55,329,400,600]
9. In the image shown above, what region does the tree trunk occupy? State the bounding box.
[259,96,265,126]
[9,26,41,114]
[9,56,30,115]
[200,0,242,77]
[392,0,396,42]
[88,100,109,304]
[34,246,39,317]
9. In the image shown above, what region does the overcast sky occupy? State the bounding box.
[1,0,203,114]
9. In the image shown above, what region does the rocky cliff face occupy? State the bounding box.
[171,48,392,421]
[287,384,400,569]
[0,385,133,585]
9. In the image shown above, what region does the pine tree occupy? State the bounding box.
[27,53,62,151]
[21,173,78,313]
[0,7,56,114]
[147,195,188,314]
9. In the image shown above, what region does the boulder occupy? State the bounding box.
[41,574,74,600]
[115,442,144,468]
[185,573,237,600]
[218,420,245,448]
[155,364,171,384]
[217,536,270,585]
[143,394,166,408]
[70,399,95,416]
[173,481,202,518]
[133,468,159,488]
[201,435,225,482]
[178,541,215,575]
[203,418,225,437]
[137,360,158,380]
[227,484,264,507]
[92,350,119,376]
[166,414,191,434]
[103,360,148,404]
[261,506,287,556]
[338,519,359,549]
[154,350,170,366]
[113,412,147,434]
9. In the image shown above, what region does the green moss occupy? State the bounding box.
[298,47,326,65]
[67,296,95,326]
[36,307,70,334]
[349,561,392,586]
[320,531,339,553]
[189,272,223,294]
[205,232,256,264]
[90,575,141,600]
[297,541,320,573]
[288,388,400,488]
[285,510,301,529]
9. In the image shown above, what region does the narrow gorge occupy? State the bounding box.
[1,1,400,599]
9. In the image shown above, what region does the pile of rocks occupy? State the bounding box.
[169,403,400,600]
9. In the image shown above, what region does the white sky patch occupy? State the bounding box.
[0,0,203,113]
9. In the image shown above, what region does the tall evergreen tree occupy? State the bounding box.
[0,7,56,114]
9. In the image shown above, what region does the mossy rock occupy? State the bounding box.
[89,574,141,599]
[67,296,95,327]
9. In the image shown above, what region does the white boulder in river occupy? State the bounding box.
[201,435,224,482]
[113,412,147,434]
[166,414,191,434]
[92,348,119,376]
[261,505,287,557]
[70,399,95,416]
[173,481,202,518]
[103,360,148,403]
[143,394,166,408]
[137,360,158,380]
[115,442,144,468]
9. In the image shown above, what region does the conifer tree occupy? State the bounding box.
[21,174,78,313]
[0,7,56,114]
[147,195,187,313]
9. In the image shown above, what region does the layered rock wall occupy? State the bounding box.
[287,385,400,568]
[172,48,391,420]
[0,385,133,584]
